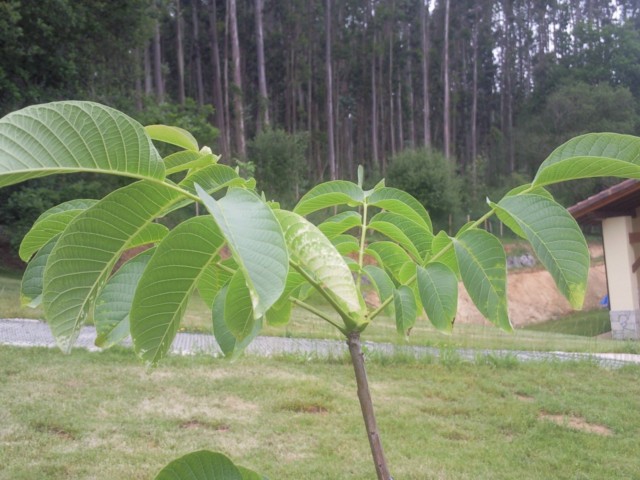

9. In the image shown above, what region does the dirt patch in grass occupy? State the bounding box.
[539,412,613,436]
[515,393,535,403]
[179,419,230,431]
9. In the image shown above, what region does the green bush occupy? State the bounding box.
[248,128,309,207]
[386,148,462,230]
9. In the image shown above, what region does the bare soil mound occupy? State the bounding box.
[456,245,607,327]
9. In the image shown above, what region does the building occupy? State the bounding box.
[569,179,640,340]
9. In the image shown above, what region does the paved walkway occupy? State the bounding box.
[2,318,640,368]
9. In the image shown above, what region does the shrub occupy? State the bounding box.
[386,148,462,230]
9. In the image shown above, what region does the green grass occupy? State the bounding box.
[0,346,639,479]
[523,310,611,337]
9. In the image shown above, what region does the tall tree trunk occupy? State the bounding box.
[325,0,336,180]
[153,20,165,103]
[176,0,186,105]
[388,25,396,157]
[420,0,431,148]
[192,0,205,107]
[371,46,379,171]
[405,24,416,150]
[501,0,515,173]
[443,0,451,159]
[144,43,153,96]
[208,0,230,161]
[255,0,270,131]
[470,6,480,200]
[229,0,246,157]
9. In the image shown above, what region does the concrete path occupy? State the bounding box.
[2,318,640,368]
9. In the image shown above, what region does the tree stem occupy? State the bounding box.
[347,332,392,480]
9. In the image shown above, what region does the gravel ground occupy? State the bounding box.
[1,318,640,368]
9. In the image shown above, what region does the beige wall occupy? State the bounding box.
[603,215,640,311]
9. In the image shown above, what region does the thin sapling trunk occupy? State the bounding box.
[347,332,392,480]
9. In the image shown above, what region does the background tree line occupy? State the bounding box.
[1,0,640,244]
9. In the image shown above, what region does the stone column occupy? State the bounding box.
[603,216,640,340]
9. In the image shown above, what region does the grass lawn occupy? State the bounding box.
[0,346,639,479]
[523,310,611,337]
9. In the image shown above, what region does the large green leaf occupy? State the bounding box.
[19,199,98,261]
[212,285,263,358]
[94,249,155,349]
[21,236,58,308]
[198,259,235,308]
[533,133,640,187]
[393,285,417,335]
[366,241,413,283]
[363,265,395,315]
[430,231,459,276]
[197,186,289,319]
[497,194,589,309]
[367,220,421,260]
[145,124,199,152]
[417,263,458,333]
[293,181,364,216]
[43,181,184,353]
[126,223,170,249]
[131,216,225,365]
[370,212,433,260]
[224,270,256,340]
[276,209,365,327]
[154,450,243,480]
[164,150,217,175]
[318,211,362,239]
[0,101,165,188]
[453,229,510,331]
[368,187,432,232]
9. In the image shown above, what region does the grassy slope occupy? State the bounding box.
[0,346,639,480]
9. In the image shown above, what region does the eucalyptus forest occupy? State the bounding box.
[1,0,640,235]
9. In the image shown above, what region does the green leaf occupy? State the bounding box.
[293,181,364,216]
[164,151,217,175]
[370,212,433,260]
[367,220,421,260]
[265,271,306,326]
[94,249,155,348]
[237,466,269,480]
[212,285,262,358]
[318,211,362,239]
[276,210,365,326]
[145,124,199,152]
[453,229,510,331]
[366,241,413,283]
[127,223,170,249]
[179,164,248,195]
[154,450,243,480]
[417,263,458,333]
[19,199,98,261]
[332,235,360,256]
[393,285,417,335]
[131,216,225,365]
[0,101,165,188]
[21,236,58,308]
[368,187,432,232]
[363,265,395,315]
[533,133,640,187]
[497,194,589,309]
[224,270,256,340]
[198,260,235,308]
[197,186,289,319]
[430,231,459,276]
[43,182,184,353]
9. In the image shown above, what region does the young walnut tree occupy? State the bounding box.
[1,101,638,479]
